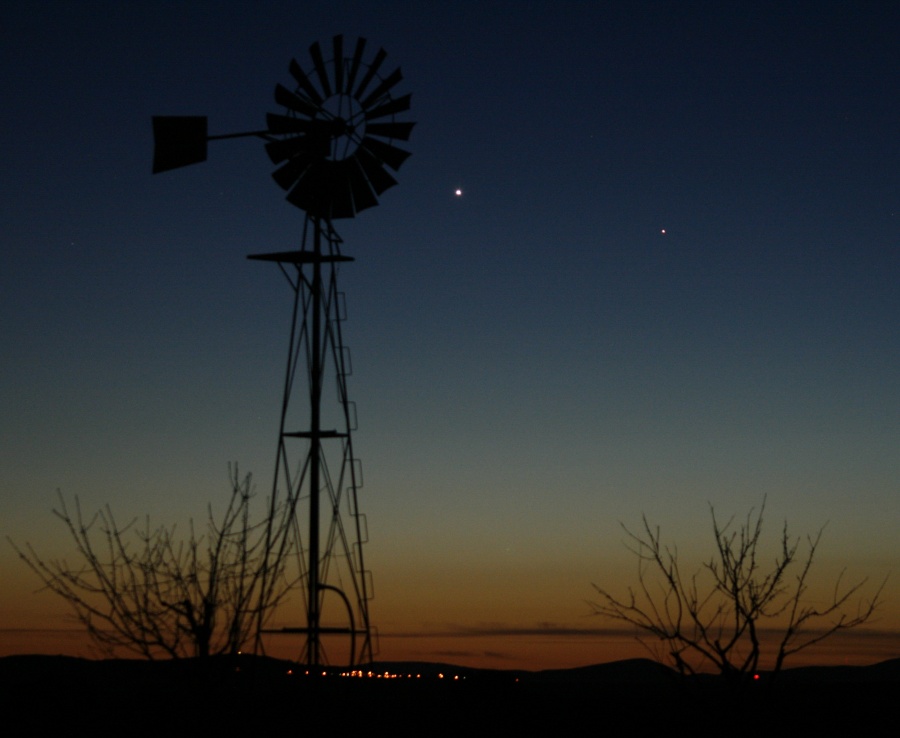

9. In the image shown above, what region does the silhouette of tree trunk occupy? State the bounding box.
[590,499,883,682]
[10,465,295,659]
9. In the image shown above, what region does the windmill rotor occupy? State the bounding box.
[267,35,414,219]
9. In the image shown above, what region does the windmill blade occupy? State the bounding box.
[345,37,367,94]
[152,116,208,173]
[365,121,415,142]
[346,159,379,213]
[265,137,299,164]
[354,147,399,195]
[266,132,330,164]
[289,58,323,105]
[354,47,386,100]
[309,40,332,98]
[271,154,315,190]
[359,136,411,172]
[285,174,317,212]
[322,162,356,219]
[332,35,344,94]
[274,84,319,117]
[364,94,412,122]
[267,113,315,134]
[360,68,403,109]
[286,161,330,213]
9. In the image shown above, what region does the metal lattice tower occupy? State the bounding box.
[152,35,413,666]
[249,221,373,666]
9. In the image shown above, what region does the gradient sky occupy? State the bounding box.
[1,1,898,670]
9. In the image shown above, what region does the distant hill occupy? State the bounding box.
[3,652,899,685]
[2,653,898,734]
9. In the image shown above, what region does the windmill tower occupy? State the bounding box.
[152,35,413,667]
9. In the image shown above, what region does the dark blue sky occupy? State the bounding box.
[1,1,897,668]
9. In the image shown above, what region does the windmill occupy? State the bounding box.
[153,35,413,666]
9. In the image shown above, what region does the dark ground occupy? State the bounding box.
[2,654,897,735]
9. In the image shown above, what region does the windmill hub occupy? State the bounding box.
[312,93,366,160]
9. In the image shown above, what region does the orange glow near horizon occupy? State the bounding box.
[2,627,897,673]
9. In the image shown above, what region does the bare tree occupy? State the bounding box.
[10,466,296,659]
[591,499,884,680]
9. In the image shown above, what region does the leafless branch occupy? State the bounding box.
[590,498,883,682]
[9,465,298,659]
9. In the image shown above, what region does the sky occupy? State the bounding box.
[1,1,898,671]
